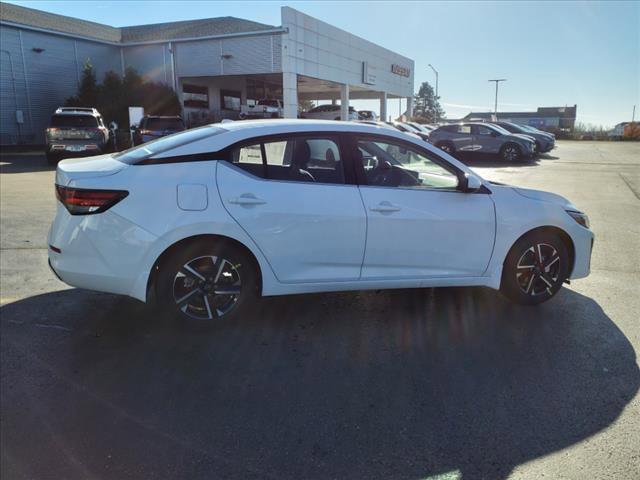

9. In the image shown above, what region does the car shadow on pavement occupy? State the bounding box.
[0,152,54,174]
[1,286,638,480]
[454,151,559,168]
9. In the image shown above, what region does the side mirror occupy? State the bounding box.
[460,173,482,192]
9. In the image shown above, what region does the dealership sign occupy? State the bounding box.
[362,62,376,85]
[391,64,411,77]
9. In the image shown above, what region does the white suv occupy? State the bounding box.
[48,120,593,323]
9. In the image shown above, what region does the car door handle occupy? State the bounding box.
[370,202,401,213]
[229,194,266,206]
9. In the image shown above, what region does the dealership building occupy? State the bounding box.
[0,3,414,144]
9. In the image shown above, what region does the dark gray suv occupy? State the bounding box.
[429,122,536,162]
[493,121,555,153]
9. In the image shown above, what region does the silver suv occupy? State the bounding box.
[429,122,536,162]
[45,107,109,164]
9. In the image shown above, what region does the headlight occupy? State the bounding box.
[566,210,590,229]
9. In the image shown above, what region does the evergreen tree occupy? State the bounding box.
[413,81,445,123]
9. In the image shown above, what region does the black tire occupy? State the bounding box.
[436,142,455,155]
[156,239,259,325]
[500,143,522,162]
[500,231,570,305]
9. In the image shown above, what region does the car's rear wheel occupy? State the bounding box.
[500,143,522,162]
[500,231,570,305]
[436,142,455,155]
[157,240,258,324]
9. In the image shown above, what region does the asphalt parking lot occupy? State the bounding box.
[1,142,639,480]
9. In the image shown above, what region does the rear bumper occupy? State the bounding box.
[47,142,105,156]
[48,204,158,299]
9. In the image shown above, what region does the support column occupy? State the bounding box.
[379,92,388,122]
[406,96,413,119]
[340,84,349,121]
[282,72,298,119]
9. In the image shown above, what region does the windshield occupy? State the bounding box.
[490,124,512,135]
[114,125,226,164]
[145,118,184,130]
[50,114,98,128]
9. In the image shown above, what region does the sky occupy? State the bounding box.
[9,0,640,127]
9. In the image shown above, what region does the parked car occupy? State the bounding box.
[239,99,283,119]
[520,124,556,140]
[133,116,185,145]
[493,121,555,153]
[49,119,593,324]
[429,122,536,162]
[407,122,435,135]
[301,104,359,121]
[358,110,378,121]
[45,107,110,164]
[388,121,430,142]
[357,120,396,129]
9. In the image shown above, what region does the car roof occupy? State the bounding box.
[217,119,397,135]
[54,107,100,116]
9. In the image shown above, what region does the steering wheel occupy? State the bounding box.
[370,161,395,186]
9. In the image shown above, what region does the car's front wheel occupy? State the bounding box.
[156,240,258,323]
[500,143,522,162]
[500,231,570,305]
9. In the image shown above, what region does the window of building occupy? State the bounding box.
[183,84,209,109]
[221,90,241,111]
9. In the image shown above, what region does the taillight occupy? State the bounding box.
[46,127,60,139]
[55,185,128,215]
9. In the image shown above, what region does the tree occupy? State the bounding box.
[299,100,315,112]
[65,66,180,129]
[65,61,99,108]
[413,81,445,123]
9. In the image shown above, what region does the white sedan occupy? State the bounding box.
[48,120,593,323]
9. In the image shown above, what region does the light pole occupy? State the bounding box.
[428,64,439,121]
[488,79,506,119]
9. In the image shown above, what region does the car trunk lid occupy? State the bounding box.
[55,154,127,186]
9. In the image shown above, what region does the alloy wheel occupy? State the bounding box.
[516,243,561,297]
[172,255,242,320]
[503,145,519,162]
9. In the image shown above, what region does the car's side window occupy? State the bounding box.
[475,125,493,136]
[265,137,344,184]
[232,143,265,178]
[356,137,459,190]
[231,136,345,185]
[457,125,472,134]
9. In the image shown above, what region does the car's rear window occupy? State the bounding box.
[114,125,226,164]
[50,114,98,128]
[145,118,184,130]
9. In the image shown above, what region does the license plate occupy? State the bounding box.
[66,145,85,152]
